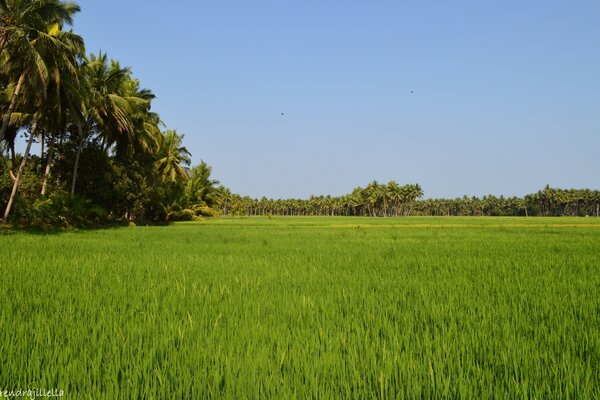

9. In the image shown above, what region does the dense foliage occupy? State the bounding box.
[0,1,218,227]
[217,183,600,218]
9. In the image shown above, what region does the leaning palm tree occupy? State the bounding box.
[2,11,84,223]
[2,114,38,223]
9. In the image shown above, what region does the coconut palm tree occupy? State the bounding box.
[110,77,161,159]
[184,161,220,206]
[2,13,84,223]
[2,116,37,223]
[0,0,81,143]
[70,52,156,195]
[38,24,85,195]
[154,130,190,184]
[366,180,381,216]
[387,180,402,216]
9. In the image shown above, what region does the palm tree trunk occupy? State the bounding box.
[9,144,16,166]
[40,132,45,159]
[71,121,85,196]
[40,134,55,196]
[0,72,26,143]
[3,120,37,224]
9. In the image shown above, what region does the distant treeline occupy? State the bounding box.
[216,183,600,218]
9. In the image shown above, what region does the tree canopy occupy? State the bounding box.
[0,0,214,227]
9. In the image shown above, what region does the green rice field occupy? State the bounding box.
[1,217,599,398]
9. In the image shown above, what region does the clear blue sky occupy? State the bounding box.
[74,0,599,199]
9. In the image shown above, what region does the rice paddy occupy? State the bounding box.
[1,217,599,398]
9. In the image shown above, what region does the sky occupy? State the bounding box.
[73,0,599,199]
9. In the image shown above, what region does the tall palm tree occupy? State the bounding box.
[2,12,83,223]
[366,180,381,216]
[0,0,80,143]
[38,23,85,195]
[112,78,161,158]
[84,54,135,148]
[2,116,37,223]
[70,52,150,195]
[214,185,232,214]
[387,180,402,216]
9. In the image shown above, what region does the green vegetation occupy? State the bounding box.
[1,217,599,398]
[218,183,600,218]
[1,2,598,399]
[0,1,222,227]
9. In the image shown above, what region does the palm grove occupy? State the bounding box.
[0,0,223,227]
[1,2,599,228]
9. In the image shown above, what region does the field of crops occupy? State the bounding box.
[1,217,599,398]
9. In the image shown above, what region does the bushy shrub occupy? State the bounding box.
[166,203,219,222]
[17,192,107,229]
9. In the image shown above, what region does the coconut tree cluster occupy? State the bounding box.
[412,187,600,217]
[0,1,221,227]
[214,184,600,218]
[214,181,425,217]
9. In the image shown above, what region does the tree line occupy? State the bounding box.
[216,184,600,218]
